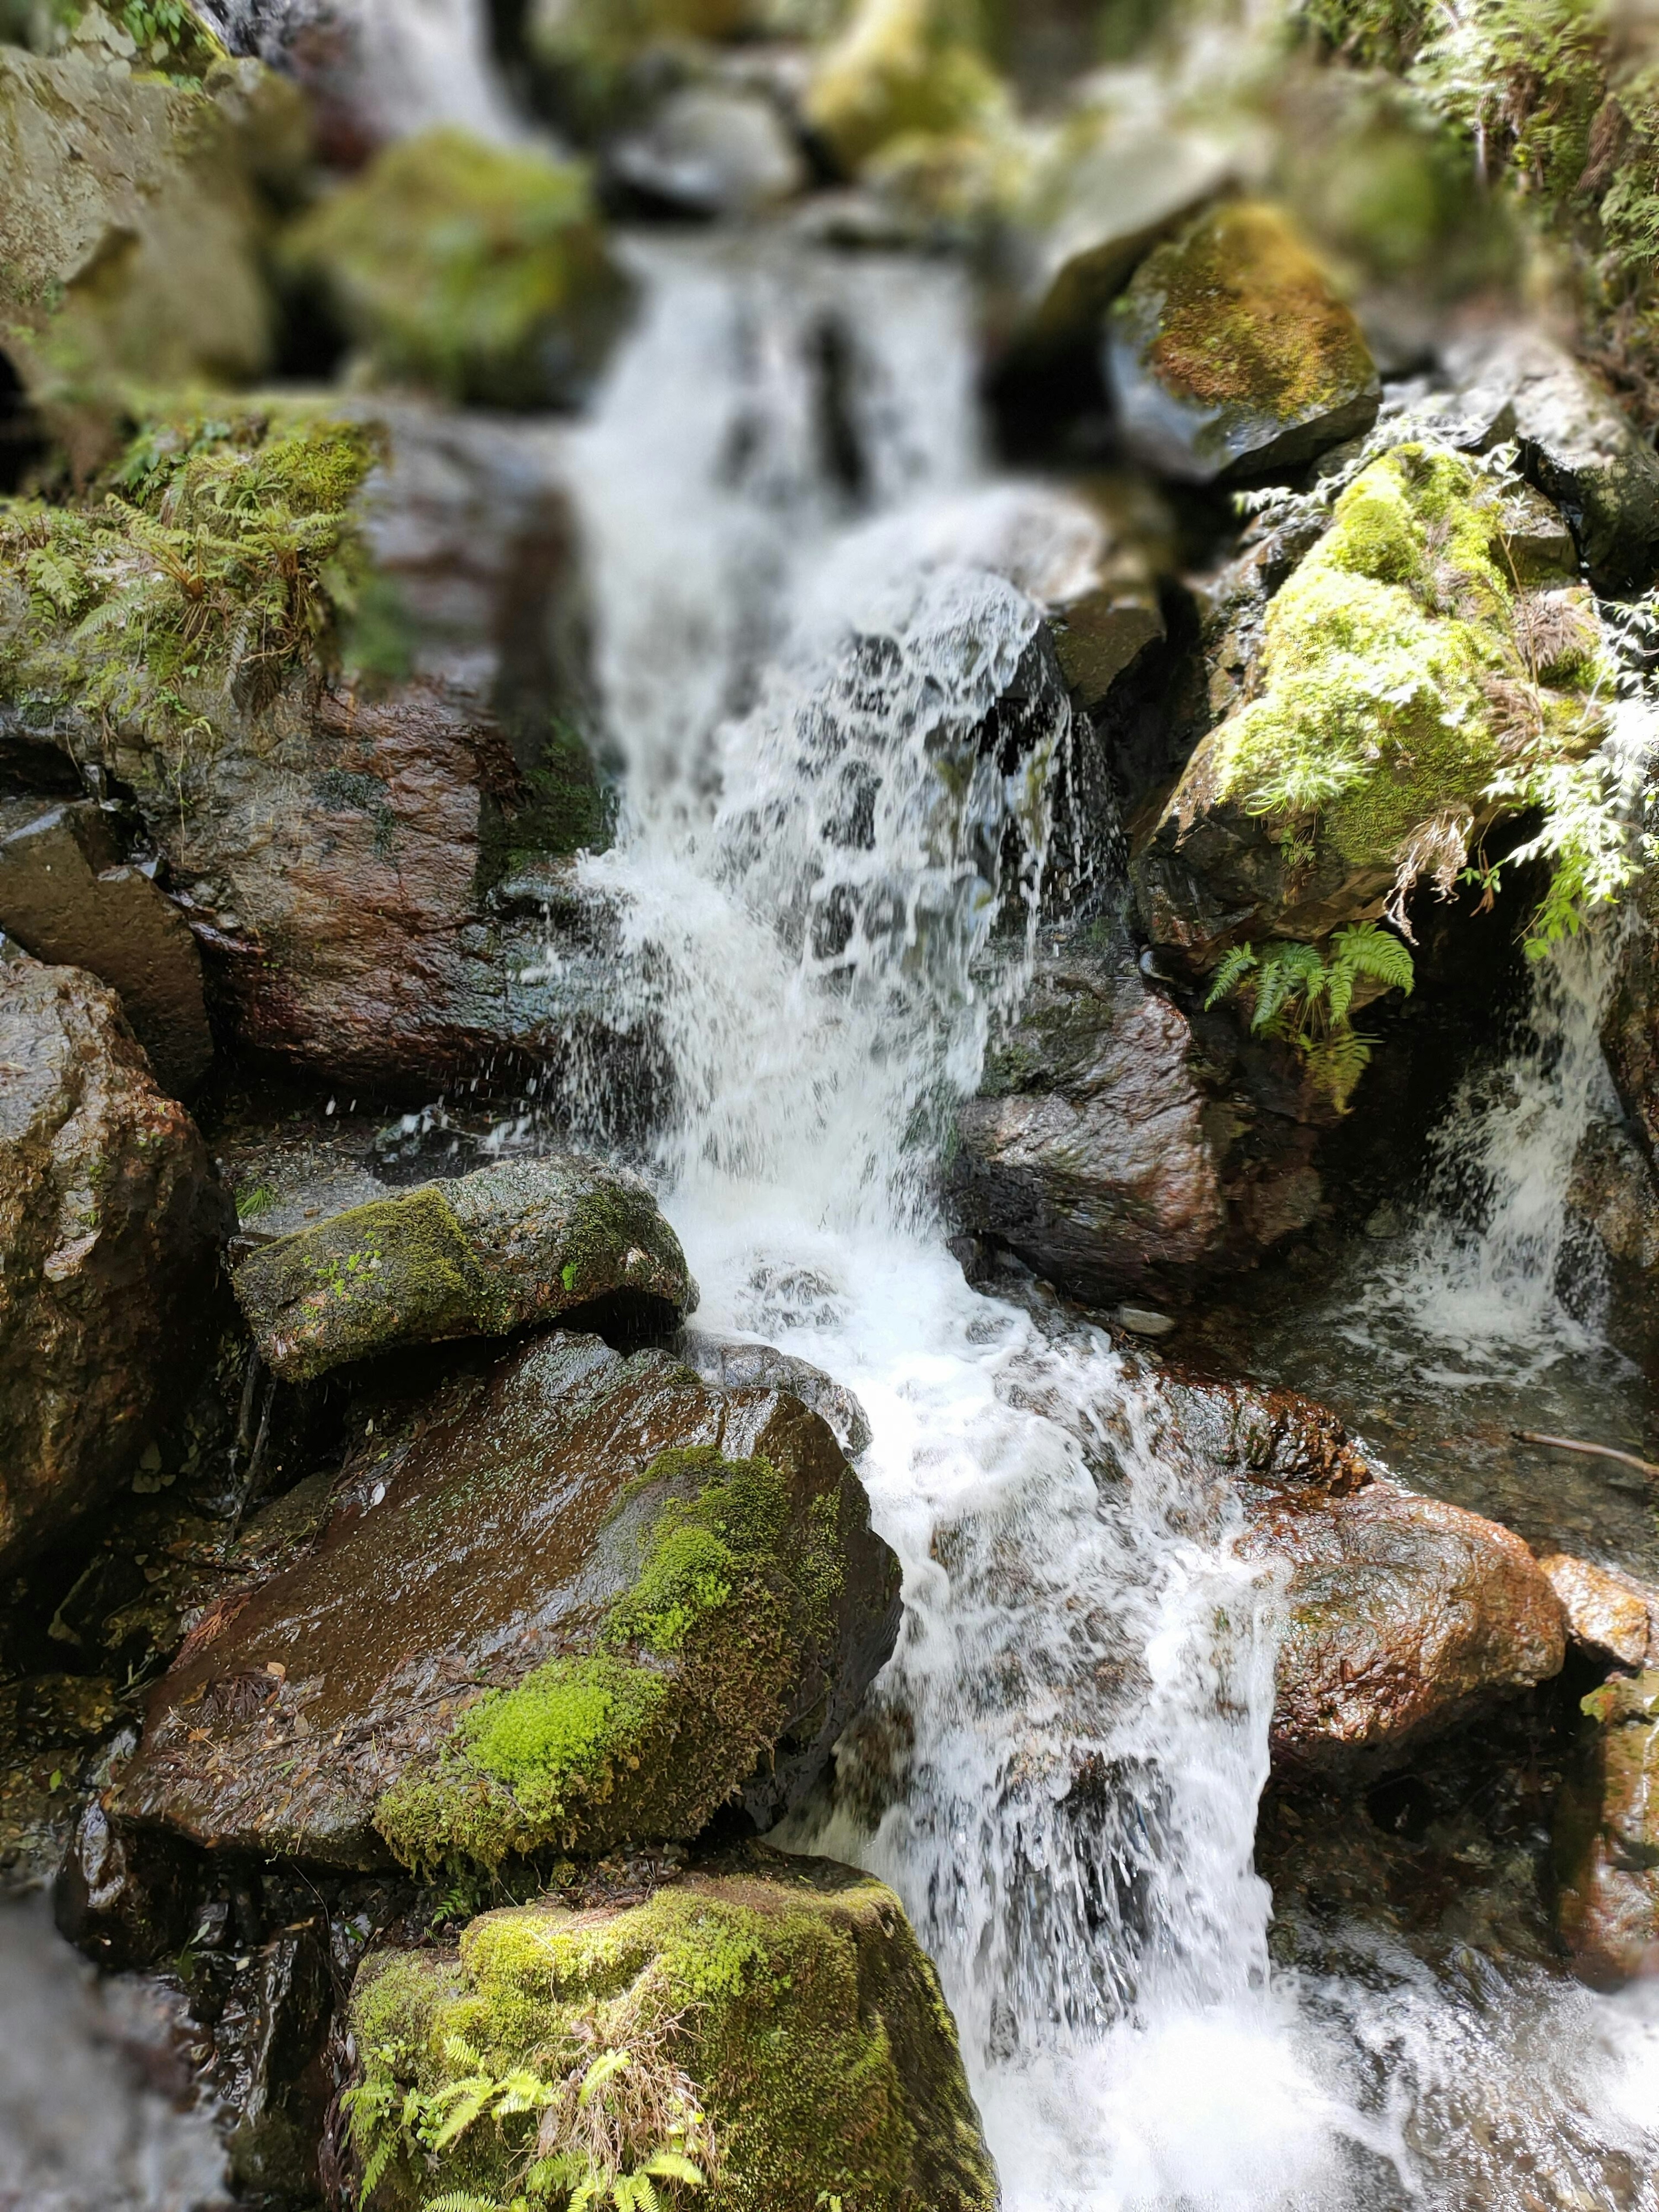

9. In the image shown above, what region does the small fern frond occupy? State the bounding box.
[1331,921,1415,996]
[1205,944,1259,1009]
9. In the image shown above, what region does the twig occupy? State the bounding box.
[1513,1430,1659,1480]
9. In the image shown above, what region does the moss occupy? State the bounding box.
[0,399,379,805]
[286,127,632,410]
[1211,441,1608,874]
[804,0,1007,175]
[371,1448,843,1874]
[4,2,223,82]
[346,1854,998,2212]
[1132,201,1375,421]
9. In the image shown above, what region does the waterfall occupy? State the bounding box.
[562,233,1659,2209]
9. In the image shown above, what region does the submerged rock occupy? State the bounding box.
[118,1335,901,1868]
[346,1847,996,2212]
[1555,1669,1659,1984]
[0,801,212,1096]
[1133,441,1601,964]
[1107,202,1379,486]
[287,126,634,410]
[0,961,231,1575]
[233,1153,694,1380]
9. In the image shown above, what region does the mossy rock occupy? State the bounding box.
[346,1847,996,2212]
[232,1154,694,1381]
[803,0,1007,177]
[1133,440,1608,960]
[1554,1668,1659,1986]
[286,125,634,410]
[1106,200,1380,485]
[117,1337,902,1867]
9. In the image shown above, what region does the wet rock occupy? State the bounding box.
[288,126,634,410]
[0,1673,123,1886]
[346,1846,995,2212]
[1554,1669,1659,1984]
[610,83,809,216]
[0,961,232,1574]
[0,801,212,1096]
[951,930,1228,1300]
[0,44,287,466]
[1443,328,1659,591]
[118,1334,902,1868]
[1132,442,1596,965]
[1538,1555,1658,1670]
[232,1153,694,1381]
[53,1799,197,1971]
[1240,1460,1568,1776]
[218,1925,334,2202]
[681,1329,873,1456]
[1,400,646,1101]
[1106,202,1379,486]
[1601,874,1659,1170]
[1569,1117,1659,1274]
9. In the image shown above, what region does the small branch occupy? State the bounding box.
[1513,1430,1659,1480]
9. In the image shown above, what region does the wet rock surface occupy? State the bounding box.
[118,1334,900,1867]
[1554,1668,1659,1984]
[232,1152,693,1380]
[0,961,232,1575]
[347,1844,997,2212]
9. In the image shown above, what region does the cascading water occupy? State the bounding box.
[550,230,1659,2207]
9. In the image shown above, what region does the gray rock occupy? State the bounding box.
[610,85,808,217]
[232,1152,695,1382]
[0,802,212,1096]
[681,1329,874,1455]
[0,960,232,1575]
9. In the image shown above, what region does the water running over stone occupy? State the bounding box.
[557,236,1659,2208]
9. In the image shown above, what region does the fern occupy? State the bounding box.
[1205,925,1414,1111]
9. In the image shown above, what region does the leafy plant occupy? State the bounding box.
[1205,921,1416,1110]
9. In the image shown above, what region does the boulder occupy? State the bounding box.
[0,41,290,465]
[1538,1553,1656,1670]
[1106,202,1380,485]
[1601,868,1659,1166]
[1133,442,1600,964]
[610,84,809,217]
[232,1154,695,1381]
[951,930,1228,1299]
[1554,1669,1659,1983]
[1237,1438,1567,1775]
[117,1335,902,1868]
[681,1330,874,1457]
[53,1800,197,1972]
[346,1848,997,2212]
[1443,329,1659,591]
[0,961,231,1575]
[0,801,212,1096]
[286,126,633,410]
[0,399,643,1100]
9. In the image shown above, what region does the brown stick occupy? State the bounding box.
[1513,1430,1659,1480]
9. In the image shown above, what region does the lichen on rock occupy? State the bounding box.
[345,1848,998,2212]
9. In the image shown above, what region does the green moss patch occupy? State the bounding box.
[286,127,632,409]
[373,1446,844,1873]
[346,1851,998,2212]
[804,0,1007,175]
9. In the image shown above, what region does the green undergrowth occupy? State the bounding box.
[1205,921,1414,1109]
[345,1860,996,2212]
[0,0,222,81]
[0,398,380,797]
[1213,439,1624,951]
[372,1449,844,1873]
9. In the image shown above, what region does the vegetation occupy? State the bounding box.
[0,0,222,81]
[1205,922,1415,1109]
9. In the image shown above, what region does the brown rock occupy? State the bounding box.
[0,802,212,1096]
[118,1334,901,1868]
[1555,1669,1659,1984]
[1538,1554,1656,1669]
[0,962,231,1574]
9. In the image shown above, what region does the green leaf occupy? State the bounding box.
[577,2047,633,2107]
[1204,944,1258,1010]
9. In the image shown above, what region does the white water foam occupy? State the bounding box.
[558,234,1659,2209]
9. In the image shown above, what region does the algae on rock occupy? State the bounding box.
[346,1849,998,2212]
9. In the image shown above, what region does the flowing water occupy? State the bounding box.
[550,232,1659,2208]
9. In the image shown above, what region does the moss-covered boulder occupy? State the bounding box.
[346,1849,996,2212]
[0,40,295,466]
[288,126,633,410]
[803,0,1007,177]
[0,399,633,1096]
[1554,1669,1659,1985]
[1106,201,1379,485]
[232,1154,693,1380]
[118,1335,902,1866]
[1134,442,1609,965]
